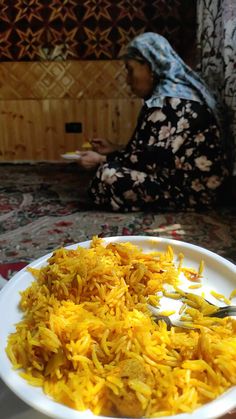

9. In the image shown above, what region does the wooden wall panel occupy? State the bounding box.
[0,61,129,99]
[0,99,141,162]
[0,61,141,161]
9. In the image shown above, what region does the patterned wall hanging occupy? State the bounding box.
[0,0,196,61]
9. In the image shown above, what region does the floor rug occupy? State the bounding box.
[0,163,236,280]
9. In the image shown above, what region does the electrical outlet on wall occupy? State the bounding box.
[65,122,82,133]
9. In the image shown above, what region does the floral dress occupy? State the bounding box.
[88,98,229,212]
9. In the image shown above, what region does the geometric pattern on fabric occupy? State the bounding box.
[0,0,196,61]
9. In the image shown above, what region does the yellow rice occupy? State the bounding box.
[6,236,236,417]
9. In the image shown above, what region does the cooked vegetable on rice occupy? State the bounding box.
[6,237,236,417]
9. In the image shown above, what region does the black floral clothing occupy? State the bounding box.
[89,98,229,212]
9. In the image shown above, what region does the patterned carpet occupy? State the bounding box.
[0,163,236,280]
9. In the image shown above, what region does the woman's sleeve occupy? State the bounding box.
[106,106,175,172]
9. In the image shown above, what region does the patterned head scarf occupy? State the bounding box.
[123,32,220,125]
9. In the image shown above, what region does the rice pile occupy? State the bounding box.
[6,237,236,417]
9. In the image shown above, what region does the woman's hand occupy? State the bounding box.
[90,138,119,155]
[78,151,106,170]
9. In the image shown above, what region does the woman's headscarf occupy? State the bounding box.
[122,32,221,126]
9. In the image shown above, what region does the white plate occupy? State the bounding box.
[0,236,236,419]
[60,152,81,160]
[0,377,51,419]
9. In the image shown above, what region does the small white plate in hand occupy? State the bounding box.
[60,152,81,160]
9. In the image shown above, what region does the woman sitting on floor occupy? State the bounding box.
[78,32,229,212]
